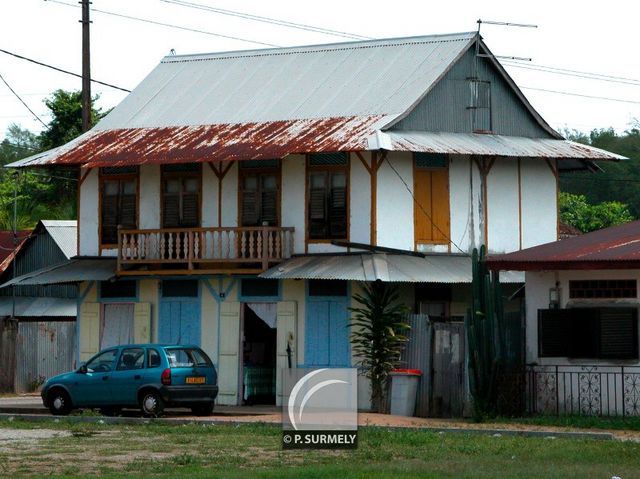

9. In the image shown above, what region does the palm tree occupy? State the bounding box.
[349,281,410,413]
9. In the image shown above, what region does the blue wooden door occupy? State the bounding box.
[305,300,350,367]
[159,301,200,345]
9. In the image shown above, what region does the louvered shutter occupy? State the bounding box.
[182,193,199,227]
[329,172,347,238]
[568,308,600,358]
[261,189,277,225]
[599,308,638,359]
[162,194,180,228]
[538,309,570,357]
[120,194,137,229]
[241,190,259,226]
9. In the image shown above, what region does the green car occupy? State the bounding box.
[41,344,218,417]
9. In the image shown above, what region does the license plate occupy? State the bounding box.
[186,377,206,384]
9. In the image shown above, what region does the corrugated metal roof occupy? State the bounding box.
[11,116,387,168]
[487,220,640,271]
[98,33,476,129]
[372,131,627,161]
[0,297,76,317]
[40,221,77,260]
[0,258,116,287]
[260,253,524,283]
[0,231,31,273]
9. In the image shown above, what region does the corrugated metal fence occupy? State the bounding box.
[400,314,432,417]
[1,320,76,393]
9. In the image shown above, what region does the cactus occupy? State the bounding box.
[465,245,506,419]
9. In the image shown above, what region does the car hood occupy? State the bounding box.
[45,371,78,386]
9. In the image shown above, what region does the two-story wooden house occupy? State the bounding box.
[9,32,622,407]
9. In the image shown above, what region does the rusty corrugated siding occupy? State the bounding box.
[487,220,640,271]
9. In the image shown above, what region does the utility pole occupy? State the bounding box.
[81,0,91,132]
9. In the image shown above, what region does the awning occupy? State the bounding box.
[0,297,76,318]
[259,253,524,283]
[368,130,626,162]
[0,258,117,287]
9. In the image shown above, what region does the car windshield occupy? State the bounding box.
[85,349,118,373]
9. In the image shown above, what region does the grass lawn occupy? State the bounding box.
[495,414,640,431]
[0,419,638,478]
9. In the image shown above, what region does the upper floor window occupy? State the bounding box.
[470,80,491,132]
[100,167,138,246]
[239,160,280,227]
[161,164,201,228]
[413,153,450,245]
[307,153,349,241]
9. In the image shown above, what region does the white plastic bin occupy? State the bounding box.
[389,369,422,416]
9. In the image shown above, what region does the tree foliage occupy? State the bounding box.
[349,281,410,413]
[559,192,633,233]
[560,127,640,217]
[0,88,103,229]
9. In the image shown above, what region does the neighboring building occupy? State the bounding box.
[488,220,640,416]
[0,221,77,392]
[8,33,622,409]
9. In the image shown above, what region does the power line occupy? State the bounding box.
[503,60,640,85]
[503,61,640,87]
[0,141,39,152]
[46,0,280,48]
[520,86,640,105]
[0,72,48,128]
[160,0,372,41]
[0,48,131,92]
[385,157,468,255]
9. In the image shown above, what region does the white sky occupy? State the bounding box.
[1,0,639,142]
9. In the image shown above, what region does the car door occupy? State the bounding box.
[71,349,118,407]
[109,347,146,406]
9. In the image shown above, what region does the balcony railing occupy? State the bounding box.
[117,226,295,274]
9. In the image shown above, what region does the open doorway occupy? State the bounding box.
[242,303,277,405]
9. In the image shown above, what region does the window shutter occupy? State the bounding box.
[182,193,199,227]
[568,308,600,358]
[309,186,327,238]
[162,194,180,228]
[120,193,137,229]
[241,190,259,226]
[538,309,570,357]
[101,195,119,244]
[80,302,100,361]
[133,302,152,343]
[599,308,638,359]
[329,184,347,238]
[261,189,278,225]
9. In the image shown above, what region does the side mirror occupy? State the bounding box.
[78,364,88,374]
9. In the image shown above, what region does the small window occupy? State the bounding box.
[162,164,201,228]
[100,169,137,245]
[147,349,161,368]
[101,166,138,175]
[308,280,348,297]
[116,348,145,370]
[161,280,199,298]
[415,153,447,169]
[240,279,279,297]
[100,280,137,299]
[470,80,491,132]
[162,163,200,173]
[309,153,348,166]
[569,280,637,299]
[239,159,279,169]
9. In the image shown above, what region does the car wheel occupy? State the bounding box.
[140,390,164,417]
[48,389,72,416]
[100,407,122,417]
[191,403,214,416]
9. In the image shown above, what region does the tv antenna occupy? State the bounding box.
[476,19,537,62]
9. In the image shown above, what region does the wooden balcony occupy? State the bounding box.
[117,226,295,275]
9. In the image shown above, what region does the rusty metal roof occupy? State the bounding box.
[487,220,640,271]
[370,130,626,161]
[260,253,524,283]
[11,116,386,167]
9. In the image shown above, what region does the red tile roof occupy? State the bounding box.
[487,220,640,271]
